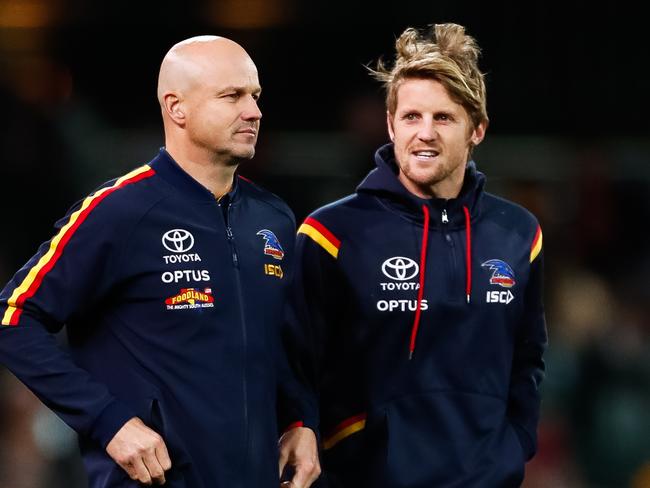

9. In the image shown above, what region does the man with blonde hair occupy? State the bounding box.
[0,36,319,487]
[286,23,547,486]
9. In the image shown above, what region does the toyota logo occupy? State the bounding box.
[381,256,419,281]
[162,229,195,253]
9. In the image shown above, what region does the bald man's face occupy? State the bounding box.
[169,42,262,163]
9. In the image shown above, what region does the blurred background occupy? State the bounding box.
[0,1,649,487]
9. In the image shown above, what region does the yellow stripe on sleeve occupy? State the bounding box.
[323,418,366,450]
[298,223,339,259]
[2,165,153,326]
[530,227,543,263]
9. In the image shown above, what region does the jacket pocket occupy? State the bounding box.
[146,398,193,485]
[383,390,526,487]
[148,398,164,434]
[498,421,526,486]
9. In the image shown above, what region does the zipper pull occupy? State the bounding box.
[442,209,449,224]
[226,227,238,266]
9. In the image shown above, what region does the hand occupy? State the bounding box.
[106,417,172,485]
[278,427,321,488]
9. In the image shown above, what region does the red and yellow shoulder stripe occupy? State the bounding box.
[1,165,155,326]
[322,413,366,450]
[530,225,543,263]
[298,217,341,259]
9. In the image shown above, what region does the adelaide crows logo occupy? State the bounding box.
[257,229,285,260]
[481,259,516,288]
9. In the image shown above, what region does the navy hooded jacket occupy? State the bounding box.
[0,149,298,487]
[286,144,547,487]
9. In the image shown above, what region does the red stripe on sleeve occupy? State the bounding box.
[9,168,155,324]
[531,225,542,252]
[327,413,367,437]
[303,217,341,248]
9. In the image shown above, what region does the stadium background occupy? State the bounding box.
[0,1,648,486]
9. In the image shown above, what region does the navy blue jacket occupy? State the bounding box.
[287,144,547,487]
[0,149,297,487]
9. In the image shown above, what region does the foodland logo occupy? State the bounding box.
[381,256,419,281]
[165,288,214,310]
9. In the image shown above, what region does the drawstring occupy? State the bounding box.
[409,204,429,360]
[463,205,472,304]
[409,205,473,360]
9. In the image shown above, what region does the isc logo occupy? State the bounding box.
[264,263,283,279]
[486,290,514,304]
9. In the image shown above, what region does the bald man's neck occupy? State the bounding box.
[166,144,238,199]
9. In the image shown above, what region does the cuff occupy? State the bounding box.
[90,400,137,449]
[280,418,320,441]
[282,420,304,434]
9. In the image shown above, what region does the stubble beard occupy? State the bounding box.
[402,157,449,191]
[211,139,257,167]
[230,142,256,164]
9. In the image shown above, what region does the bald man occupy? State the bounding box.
[0,36,319,488]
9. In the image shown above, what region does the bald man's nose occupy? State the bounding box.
[241,95,262,121]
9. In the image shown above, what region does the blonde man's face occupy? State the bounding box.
[387,78,485,199]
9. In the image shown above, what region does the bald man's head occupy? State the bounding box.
[158,35,262,165]
[157,36,253,106]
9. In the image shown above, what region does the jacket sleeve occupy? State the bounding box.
[0,191,137,449]
[508,224,547,461]
[278,217,344,435]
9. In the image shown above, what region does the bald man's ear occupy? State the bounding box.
[162,92,186,126]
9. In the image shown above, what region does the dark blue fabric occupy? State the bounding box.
[0,148,296,487]
[288,143,547,487]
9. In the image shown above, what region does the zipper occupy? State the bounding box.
[225,225,239,268]
[220,200,239,268]
[218,201,249,470]
[442,208,459,300]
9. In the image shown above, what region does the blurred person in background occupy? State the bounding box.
[0,35,318,488]
[0,42,86,488]
[285,23,547,487]
[0,370,86,488]
[548,269,650,486]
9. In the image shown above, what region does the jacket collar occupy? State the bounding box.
[357,143,485,229]
[149,148,240,203]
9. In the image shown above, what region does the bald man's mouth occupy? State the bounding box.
[235,126,257,136]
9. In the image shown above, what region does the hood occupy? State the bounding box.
[357,143,486,229]
[356,144,483,354]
